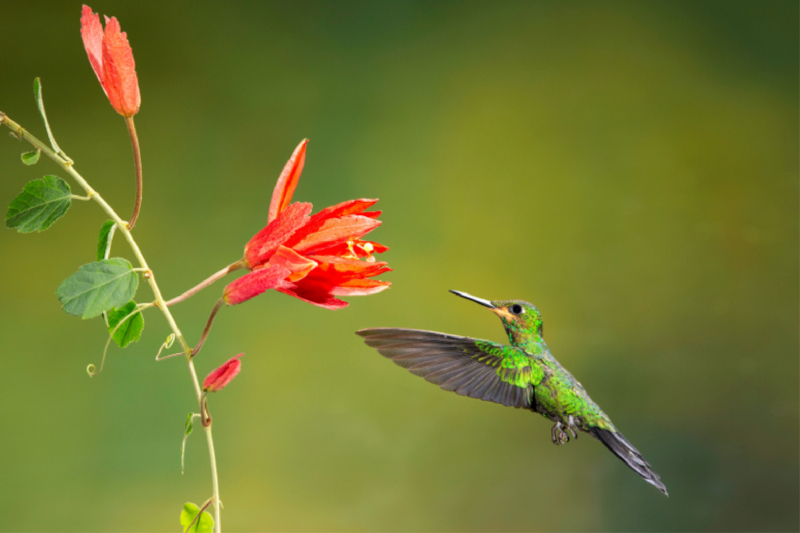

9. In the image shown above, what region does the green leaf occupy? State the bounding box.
[57,258,139,319]
[97,220,116,261]
[34,77,63,155]
[180,502,214,533]
[185,413,194,437]
[21,150,40,165]
[6,175,72,233]
[181,413,196,474]
[107,300,144,348]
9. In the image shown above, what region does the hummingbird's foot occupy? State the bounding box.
[551,421,570,445]
[564,425,578,440]
[566,415,579,440]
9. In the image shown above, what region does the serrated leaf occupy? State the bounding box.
[98,221,117,326]
[6,175,71,233]
[57,258,138,319]
[107,300,144,348]
[97,220,116,261]
[180,502,214,533]
[21,150,40,165]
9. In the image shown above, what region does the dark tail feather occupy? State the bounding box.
[590,427,668,496]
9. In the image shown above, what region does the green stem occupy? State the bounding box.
[1,112,222,532]
[206,425,221,532]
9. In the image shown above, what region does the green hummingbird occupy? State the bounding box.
[356,290,668,496]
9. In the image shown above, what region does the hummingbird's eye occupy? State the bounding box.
[509,304,524,315]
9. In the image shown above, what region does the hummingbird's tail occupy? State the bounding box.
[589,427,668,496]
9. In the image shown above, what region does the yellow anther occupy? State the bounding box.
[343,240,358,259]
[356,241,375,262]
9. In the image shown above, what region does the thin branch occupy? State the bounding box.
[124,116,143,229]
[192,299,226,357]
[159,298,226,361]
[205,425,221,532]
[33,78,71,162]
[1,112,222,532]
[166,261,244,307]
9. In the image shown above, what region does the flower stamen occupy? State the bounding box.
[344,239,359,260]
[357,241,376,262]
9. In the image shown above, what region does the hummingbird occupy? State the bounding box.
[356,290,668,495]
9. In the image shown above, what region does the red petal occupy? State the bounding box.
[309,199,378,221]
[268,140,307,223]
[284,199,378,247]
[203,353,242,392]
[223,266,291,305]
[245,202,312,269]
[290,215,381,255]
[101,16,140,116]
[80,6,104,85]
[330,279,391,296]
[277,280,348,310]
[266,245,317,282]
[305,255,391,283]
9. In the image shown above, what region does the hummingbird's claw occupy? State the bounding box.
[566,415,579,440]
[551,421,570,445]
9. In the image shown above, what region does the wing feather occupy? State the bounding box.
[357,328,534,409]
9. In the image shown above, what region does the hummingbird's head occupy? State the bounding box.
[450,290,543,343]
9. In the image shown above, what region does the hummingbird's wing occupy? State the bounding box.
[356,328,535,409]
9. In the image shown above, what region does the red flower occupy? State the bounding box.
[223,140,390,309]
[80,5,140,117]
[203,354,242,392]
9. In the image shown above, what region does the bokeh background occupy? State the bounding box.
[0,1,797,531]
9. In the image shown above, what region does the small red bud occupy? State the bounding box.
[203,354,242,392]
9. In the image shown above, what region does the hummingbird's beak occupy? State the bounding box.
[449,290,495,309]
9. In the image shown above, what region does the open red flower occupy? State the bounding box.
[223,140,390,309]
[203,354,242,392]
[81,5,140,117]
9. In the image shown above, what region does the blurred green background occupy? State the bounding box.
[0,1,797,531]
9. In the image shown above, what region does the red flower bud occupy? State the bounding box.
[81,5,141,117]
[203,354,242,392]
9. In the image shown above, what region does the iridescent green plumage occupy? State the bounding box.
[356,290,668,496]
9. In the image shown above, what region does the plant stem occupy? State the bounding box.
[125,116,143,229]
[191,298,226,357]
[1,112,222,532]
[166,261,244,307]
[206,425,221,532]
[158,298,226,361]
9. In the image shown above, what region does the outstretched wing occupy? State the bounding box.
[356,328,538,409]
